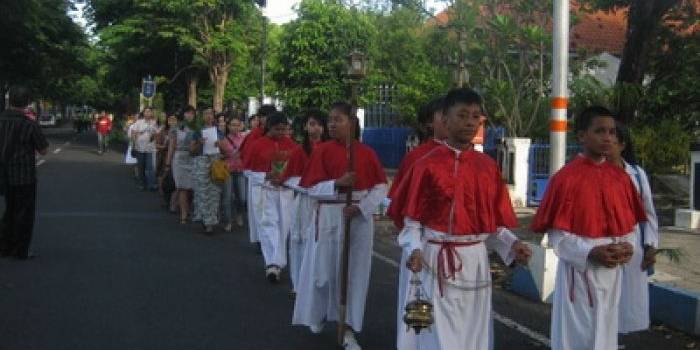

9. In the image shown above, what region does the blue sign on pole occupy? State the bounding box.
[142,76,156,98]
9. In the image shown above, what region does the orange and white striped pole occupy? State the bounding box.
[550,0,569,175]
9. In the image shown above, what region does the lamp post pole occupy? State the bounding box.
[550,0,569,175]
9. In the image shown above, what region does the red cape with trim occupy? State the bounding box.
[530,156,646,238]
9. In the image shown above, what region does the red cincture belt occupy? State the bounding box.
[314,199,360,241]
[569,266,594,308]
[427,239,481,297]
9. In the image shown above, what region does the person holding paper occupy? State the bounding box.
[191,108,222,234]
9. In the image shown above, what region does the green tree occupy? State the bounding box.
[164,0,262,112]
[0,0,91,111]
[274,0,377,114]
[367,6,451,124]
[580,0,694,122]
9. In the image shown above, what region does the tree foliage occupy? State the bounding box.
[274,0,377,115]
[0,0,91,109]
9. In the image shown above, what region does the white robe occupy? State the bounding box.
[250,170,293,268]
[292,180,387,333]
[286,176,314,292]
[549,229,635,350]
[619,163,658,334]
[244,171,262,243]
[397,219,518,350]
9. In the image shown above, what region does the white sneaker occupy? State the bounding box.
[343,330,362,350]
[309,322,324,334]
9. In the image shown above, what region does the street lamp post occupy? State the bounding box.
[346,50,368,109]
[338,49,368,347]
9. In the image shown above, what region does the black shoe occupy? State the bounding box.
[15,253,38,260]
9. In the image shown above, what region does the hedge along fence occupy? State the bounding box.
[632,119,692,175]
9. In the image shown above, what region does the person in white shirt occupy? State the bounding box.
[610,121,659,338]
[131,107,158,191]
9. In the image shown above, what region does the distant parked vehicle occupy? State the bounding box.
[38,113,57,127]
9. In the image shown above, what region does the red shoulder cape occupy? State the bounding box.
[240,127,265,166]
[282,145,310,181]
[299,140,387,191]
[388,139,442,200]
[243,135,299,173]
[388,145,517,234]
[530,156,647,238]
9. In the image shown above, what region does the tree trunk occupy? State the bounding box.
[616,0,681,122]
[187,73,199,109]
[210,59,229,113]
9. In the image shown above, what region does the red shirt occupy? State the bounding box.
[243,135,300,173]
[389,144,517,235]
[240,127,265,166]
[531,156,646,238]
[96,117,112,135]
[299,140,387,191]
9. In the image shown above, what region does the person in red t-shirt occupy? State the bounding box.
[95,113,113,154]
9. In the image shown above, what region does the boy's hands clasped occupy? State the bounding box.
[589,242,634,268]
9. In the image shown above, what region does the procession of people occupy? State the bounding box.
[107,86,657,350]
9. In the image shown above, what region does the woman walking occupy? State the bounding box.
[191,108,222,234]
[218,117,246,232]
[167,106,196,224]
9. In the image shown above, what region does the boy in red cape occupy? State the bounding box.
[531,106,647,350]
[292,102,387,350]
[241,104,277,247]
[391,88,531,350]
[244,112,300,283]
[386,96,447,350]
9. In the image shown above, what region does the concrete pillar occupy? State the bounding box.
[675,143,700,228]
[503,137,531,208]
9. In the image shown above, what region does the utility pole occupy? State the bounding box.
[550,0,569,175]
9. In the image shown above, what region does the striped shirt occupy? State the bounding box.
[0,109,49,185]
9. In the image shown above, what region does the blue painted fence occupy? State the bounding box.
[527,144,582,206]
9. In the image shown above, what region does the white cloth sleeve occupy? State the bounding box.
[486,227,519,266]
[247,171,266,186]
[284,176,302,191]
[398,218,423,254]
[357,183,388,221]
[305,179,338,200]
[548,229,595,273]
[638,168,659,248]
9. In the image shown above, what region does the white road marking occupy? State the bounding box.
[36,159,45,166]
[53,148,62,154]
[371,250,552,347]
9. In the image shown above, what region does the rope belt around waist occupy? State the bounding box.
[427,239,482,297]
[315,199,360,241]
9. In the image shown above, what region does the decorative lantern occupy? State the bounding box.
[347,50,368,80]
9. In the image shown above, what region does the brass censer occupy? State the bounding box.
[403,272,434,334]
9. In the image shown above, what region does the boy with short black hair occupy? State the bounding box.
[531,106,647,350]
[390,88,531,349]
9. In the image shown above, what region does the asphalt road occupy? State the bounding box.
[0,126,696,350]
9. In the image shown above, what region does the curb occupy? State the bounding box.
[509,267,700,336]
